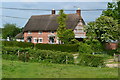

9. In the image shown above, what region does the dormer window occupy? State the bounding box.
[38,31,42,34]
[28,31,32,34]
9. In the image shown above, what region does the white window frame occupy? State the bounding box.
[38,31,42,34]
[28,31,32,34]
[38,38,43,43]
[33,38,37,43]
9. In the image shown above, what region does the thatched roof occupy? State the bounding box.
[23,14,85,32]
[15,32,23,39]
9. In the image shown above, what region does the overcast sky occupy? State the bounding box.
[0,0,113,28]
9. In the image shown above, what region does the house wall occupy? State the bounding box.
[105,42,118,50]
[24,31,57,44]
[74,19,86,38]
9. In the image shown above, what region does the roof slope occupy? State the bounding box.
[15,32,23,39]
[23,14,84,32]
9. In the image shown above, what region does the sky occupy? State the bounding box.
[0,0,113,28]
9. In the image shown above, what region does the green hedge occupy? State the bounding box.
[2,41,34,48]
[35,44,79,52]
[2,47,74,64]
[79,54,105,67]
[78,42,93,54]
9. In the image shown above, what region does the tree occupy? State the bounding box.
[102,1,120,23]
[2,23,21,40]
[85,16,119,43]
[57,9,75,44]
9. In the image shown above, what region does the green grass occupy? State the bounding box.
[2,59,118,78]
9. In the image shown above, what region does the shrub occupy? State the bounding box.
[85,39,104,52]
[2,46,74,64]
[35,44,79,52]
[78,42,93,54]
[2,41,34,48]
[2,47,31,61]
[78,54,105,67]
[28,49,74,64]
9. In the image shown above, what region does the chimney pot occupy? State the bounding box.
[76,8,81,16]
[52,9,55,14]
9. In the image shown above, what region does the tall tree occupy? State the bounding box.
[85,16,119,43]
[102,1,120,23]
[57,9,75,44]
[2,23,21,40]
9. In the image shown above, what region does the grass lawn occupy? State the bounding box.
[2,59,118,78]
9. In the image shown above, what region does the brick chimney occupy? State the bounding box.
[52,9,55,14]
[76,8,81,16]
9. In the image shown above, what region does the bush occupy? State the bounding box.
[28,49,74,64]
[78,42,93,54]
[85,39,104,52]
[35,44,79,52]
[78,54,105,67]
[2,41,34,48]
[2,46,31,61]
[2,46,74,64]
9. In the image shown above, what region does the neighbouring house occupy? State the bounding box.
[15,32,24,42]
[16,9,86,44]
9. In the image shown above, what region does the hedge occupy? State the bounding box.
[2,41,34,48]
[78,54,105,67]
[2,47,74,64]
[78,42,93,54]
[35,44,79,52]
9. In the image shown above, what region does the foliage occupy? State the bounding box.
[61,29,75,44]
[84,16,119,42]
[35,43,79,52]
[78,42,93,54]
[2,41,34,48]
[78,54,105,67]
[102,2,120,24]
[85,39,104,52]
[2,23,22,39]
[57,9,75,44]
[2,46,74,64]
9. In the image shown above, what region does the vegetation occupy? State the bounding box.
[35,43,79,52]
[84,16,119,43]
[57,9,75,44]
[2,41,34,48]
[85,39,104,52]
[78,54,105,67]
[2,46,74,64]
[2,23,22,40]
[102,1,120,23]
[2,59,118,78]
[78,42,93,54]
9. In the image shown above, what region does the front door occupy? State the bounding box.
[49,36,55,44]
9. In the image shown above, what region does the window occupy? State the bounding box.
[38,31,42,34]
[34,38,37,43]
[34,38,43,43]
[38,38,43,43]
[49,31,54,33]
[28,31,32,34]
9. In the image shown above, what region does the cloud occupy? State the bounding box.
[2,0,112,2]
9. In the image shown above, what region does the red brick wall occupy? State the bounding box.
[24,31,57,44]
[105,42,118,50]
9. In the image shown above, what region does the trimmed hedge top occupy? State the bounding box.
[2,41,34,48]
[2,41,79,52]
[35,43,79,52]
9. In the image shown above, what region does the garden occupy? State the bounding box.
[2,41,120,78]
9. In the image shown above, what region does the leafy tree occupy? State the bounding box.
[85,16,119,43]
[57,9,75,44]
[2,23,21,40]
[102,1,120,23]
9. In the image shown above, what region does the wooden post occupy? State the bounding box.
[66,55,68,64]
[118,55,120,62]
